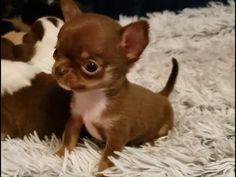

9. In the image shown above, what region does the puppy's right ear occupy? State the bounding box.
[60,0,82,22]
[120,20,149,62]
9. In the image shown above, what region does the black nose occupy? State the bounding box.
[54,66,71,76]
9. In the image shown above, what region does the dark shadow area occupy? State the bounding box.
[1,0,231,23]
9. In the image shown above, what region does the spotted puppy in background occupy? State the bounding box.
[1,17,71,139]
[53,0,179,175]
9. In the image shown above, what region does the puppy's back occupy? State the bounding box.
[1,73,71,139]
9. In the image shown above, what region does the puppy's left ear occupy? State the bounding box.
[120,20,149,62]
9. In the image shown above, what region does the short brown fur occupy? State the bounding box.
[1,73,71,139]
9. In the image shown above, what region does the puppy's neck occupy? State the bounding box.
[106,77,129,97]
[70,78,129,119]
[71,89,108,118]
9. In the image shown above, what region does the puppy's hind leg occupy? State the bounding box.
[145,122,172,146]
[150,110,174,145]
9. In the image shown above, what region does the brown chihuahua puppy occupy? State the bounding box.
[52,0,179,175]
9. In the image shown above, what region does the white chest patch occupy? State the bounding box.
[71,89,108,140]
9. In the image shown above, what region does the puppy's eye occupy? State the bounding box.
[82,59,100,75]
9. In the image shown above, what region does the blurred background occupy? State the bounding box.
[1,0,230,22]
[1,0,231,34]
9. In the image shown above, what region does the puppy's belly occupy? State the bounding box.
[83,117,103,141]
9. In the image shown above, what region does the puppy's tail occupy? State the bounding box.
[159,58,179,97]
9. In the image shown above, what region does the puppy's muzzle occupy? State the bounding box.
[54,65,72,76]
[52,60,73,78]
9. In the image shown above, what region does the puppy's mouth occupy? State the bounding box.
[52,67,85,91]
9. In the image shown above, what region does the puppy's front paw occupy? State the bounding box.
[96,174,106,177]
[54,147,65,157]
[97,158,113,174]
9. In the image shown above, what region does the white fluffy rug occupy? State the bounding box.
[1,1,235,177]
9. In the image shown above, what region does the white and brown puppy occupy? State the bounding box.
[1,16,64,95]
[53,0,179,175]
[1,17,73,139]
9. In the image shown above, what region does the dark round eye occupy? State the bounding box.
[82,60,100,74]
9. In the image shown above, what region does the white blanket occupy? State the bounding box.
[1,1,235,176]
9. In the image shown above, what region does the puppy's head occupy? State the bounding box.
[52,0,149,92]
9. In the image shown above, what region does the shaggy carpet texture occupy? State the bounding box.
[1,1,235,177]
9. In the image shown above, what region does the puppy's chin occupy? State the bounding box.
[57,80,86,92]
[52,75,72,91]
[57,82,72,91]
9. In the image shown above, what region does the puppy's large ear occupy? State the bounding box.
[60,0,82,22]
[120,20,149,62]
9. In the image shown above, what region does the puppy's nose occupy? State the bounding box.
[54,66,71,76]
